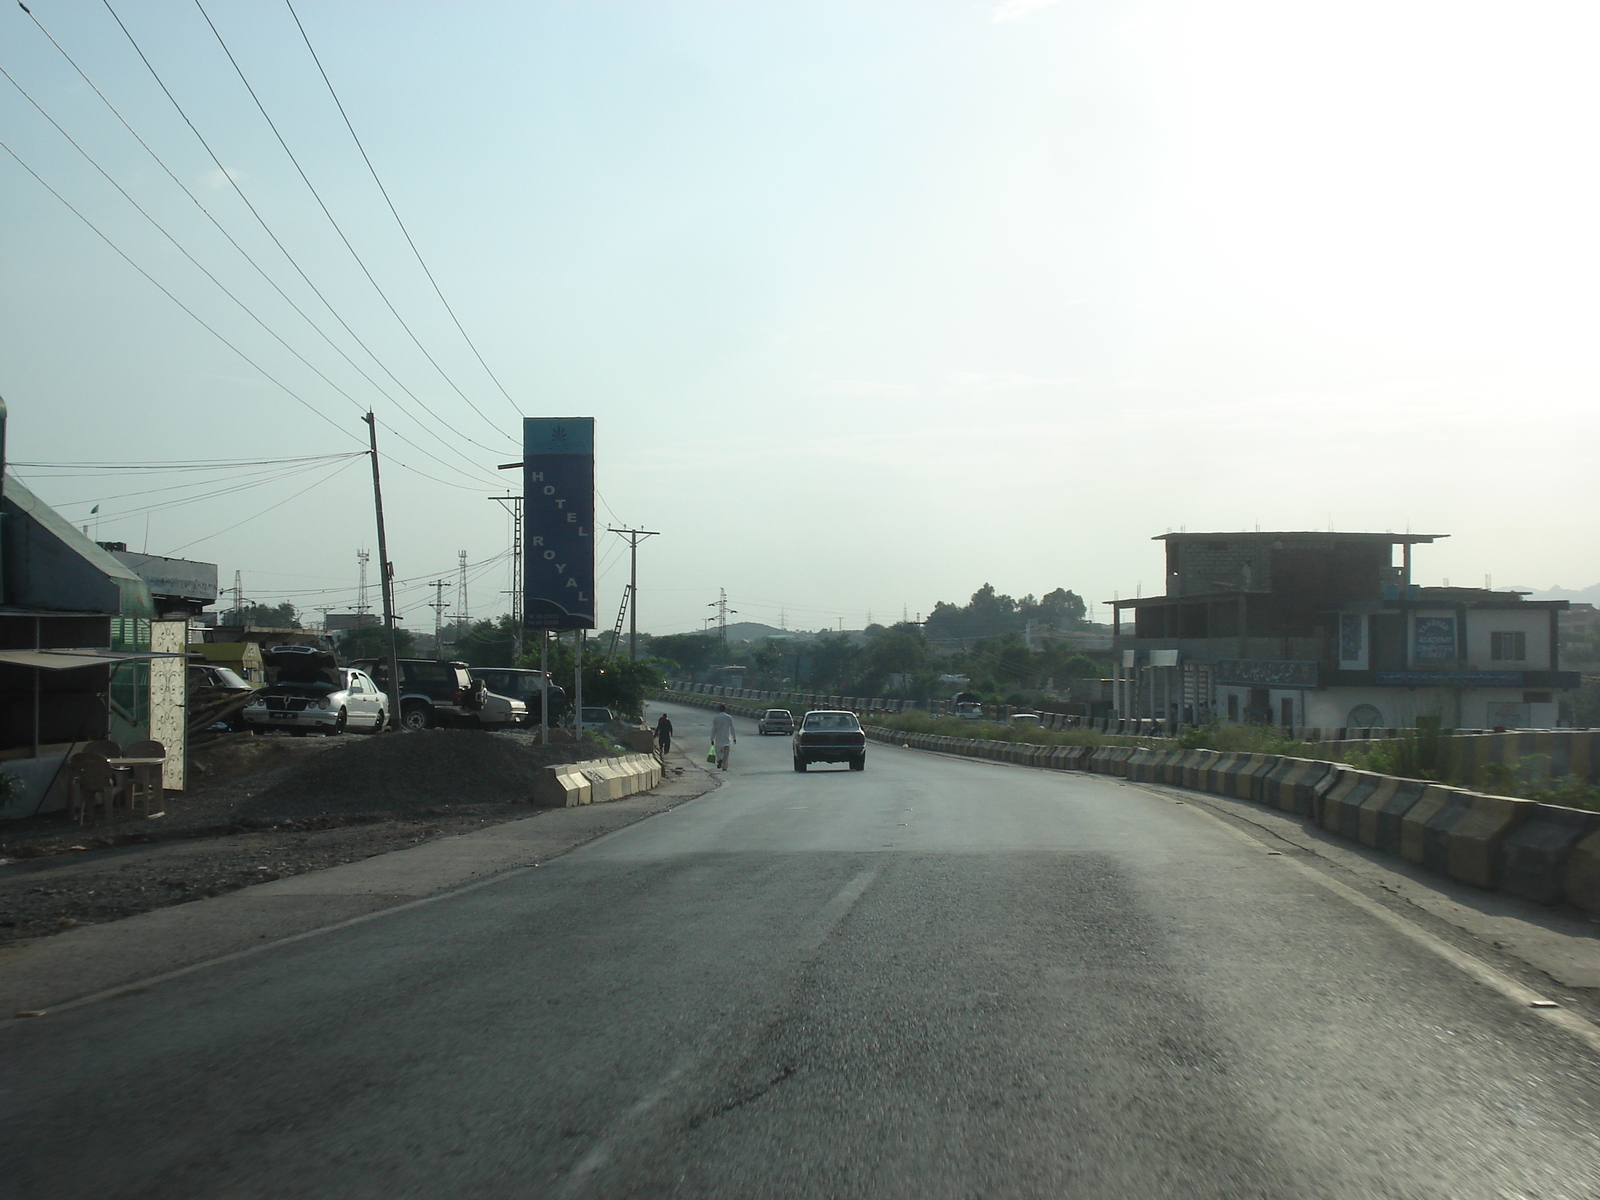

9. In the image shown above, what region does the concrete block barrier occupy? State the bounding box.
[1421,787,1530,889]
[1398,784,1458,871]
[532,753,661,809]
[1497,805,1600,906]
[1325,771,1384,841]
[1561,829,1600,917]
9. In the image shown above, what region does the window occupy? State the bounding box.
[1490,631,1527,661]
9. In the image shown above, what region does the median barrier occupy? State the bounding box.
[1322,770,1382,840]
[1562,830,1600,916]
[1397,784,1457,870]
[1351,775,1402,850]
[532,752,662,808]
[1495,804,1600,906]
[1416,787,1530,889]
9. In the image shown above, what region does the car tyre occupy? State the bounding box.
[793,757,806,772]
[367,708,387,734]
[400,704,432,732]
[329,708,348,736]
[850,756,865,771]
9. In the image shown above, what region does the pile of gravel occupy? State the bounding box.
[240,729,608,820]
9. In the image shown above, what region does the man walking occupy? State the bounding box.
[710,704,737,771]
[655,712,673,755]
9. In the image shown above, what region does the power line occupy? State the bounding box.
[286,0,523,424]
[17,3,508,484]
[193,0,514,448]
[94,0,511,476]
[0,135,360,444]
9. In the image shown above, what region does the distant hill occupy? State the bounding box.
[1508,583,1600,604]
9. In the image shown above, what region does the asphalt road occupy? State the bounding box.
[5,700,1600,1199]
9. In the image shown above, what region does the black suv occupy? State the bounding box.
[468,667,568,725]
[352,659,523,732]
[792,710,866,772]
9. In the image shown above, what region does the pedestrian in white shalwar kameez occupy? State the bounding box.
[710,705,737,771]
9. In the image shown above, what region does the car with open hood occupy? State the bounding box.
[242,645,387,735]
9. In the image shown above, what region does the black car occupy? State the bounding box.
[792,710,866,772]
[351,658,525,732]
[468,667,569,725]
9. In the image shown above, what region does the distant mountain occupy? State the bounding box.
[1507,583,1600,604]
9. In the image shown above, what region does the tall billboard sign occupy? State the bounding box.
[522,417,595,631]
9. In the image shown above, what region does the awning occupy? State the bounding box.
[0,648,188,671]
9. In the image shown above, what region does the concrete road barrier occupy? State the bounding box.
[532,753,662,808]
[1561,829,1600,917]
[1498,804,1600,906]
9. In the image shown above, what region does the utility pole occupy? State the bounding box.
[489,494,523,661]
[363,413,402,731]
[607,526,659,660]
[429,579,450,659]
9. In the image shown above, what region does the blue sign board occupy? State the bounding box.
[1374,671,1523,687]
[523,418,595,631]
[1413,616,1457,662]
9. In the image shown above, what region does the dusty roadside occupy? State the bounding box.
[0,728,659,946]
[0,743,720,1017]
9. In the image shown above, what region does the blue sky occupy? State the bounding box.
[3,0,1596,635]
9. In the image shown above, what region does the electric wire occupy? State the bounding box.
[23,455,364,509]
[193,0,514,448]
[13,453,361,472]
[97,0,512,473]
[0,135,360,444]
[18,4,507,486]
[286,0,524,423]
[169,455,362,553]
[1,59,498,491]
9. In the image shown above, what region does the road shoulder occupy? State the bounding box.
[1123,777,1600,1004]
[0,753,720,1019]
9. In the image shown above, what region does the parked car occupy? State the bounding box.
[792,709,867,772]
[757,709,795,736]
[351,658,525,731]
[187,663,255,731]
[1009,712,1043,728]
[244,646,387,735]
[468,667,569,726]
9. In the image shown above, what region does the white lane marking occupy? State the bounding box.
[557,1057,698,1196]
[1173,795,1600,1057]
[797,867,880,955]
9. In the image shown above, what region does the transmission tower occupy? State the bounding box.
[707,588,736,650]
[356,550,371,616]
[456,550,469,627]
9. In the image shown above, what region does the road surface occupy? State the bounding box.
[4,700,1599,1198]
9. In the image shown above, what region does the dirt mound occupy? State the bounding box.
[240,729,608,821]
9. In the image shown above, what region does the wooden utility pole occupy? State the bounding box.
[607,527,659,660]
[364,413,402,730]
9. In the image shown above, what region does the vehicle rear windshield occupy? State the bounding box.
[765,711,791,719]
[803,713,859,731]
[403,663,453,685]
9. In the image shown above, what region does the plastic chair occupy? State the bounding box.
[67,752,127,824]
[82,739,122,759]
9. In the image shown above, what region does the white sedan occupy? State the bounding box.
[243,668,388,735]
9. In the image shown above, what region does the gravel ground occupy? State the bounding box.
[0,728,638,946]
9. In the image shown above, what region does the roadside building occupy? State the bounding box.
[1109,531,1578,731]
[0,399,189,816]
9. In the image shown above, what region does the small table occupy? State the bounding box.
[106,757,166,816]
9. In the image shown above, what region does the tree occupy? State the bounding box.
[452,615,521,667]
[648,633,719,675]
[529,640,663,720]
[235,601,301,628]
[337,624,416,661]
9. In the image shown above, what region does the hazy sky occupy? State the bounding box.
[3,0,1596,636]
